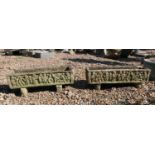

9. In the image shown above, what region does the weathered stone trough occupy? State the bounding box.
[7,66,74,96]
[86,66,151,90]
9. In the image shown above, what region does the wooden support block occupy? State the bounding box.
[20,88,28,97]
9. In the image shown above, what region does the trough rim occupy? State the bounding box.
[85,66,151,84]
[7,65,74,89]
[86,66,150,72]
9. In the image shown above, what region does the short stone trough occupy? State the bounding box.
[86,66,151,90]
[7,66,74,97]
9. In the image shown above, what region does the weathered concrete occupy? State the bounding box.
[34,50,54,59]
[86,66,151,90]
[7,66,74,96]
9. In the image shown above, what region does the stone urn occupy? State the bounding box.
[144,58,155,80]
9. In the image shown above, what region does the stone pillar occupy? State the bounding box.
[20,88,28,97]
[95,84,101,90]
[56,85,62,92]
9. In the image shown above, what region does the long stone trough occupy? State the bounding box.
[7,66,74,96]
[86,66,151,90]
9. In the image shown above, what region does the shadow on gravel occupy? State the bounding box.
[72,80,140,90]
[100,83,140,89]
[0,85,60,96]
[0,85,22,96]
[0,85,11,94]
[16,86,62,96]
[88,83,141,90]
[65,58,129,66]
[118,57,142,62]
[73,80,91,90]
[28,86,56,93]
[0,85,78,97]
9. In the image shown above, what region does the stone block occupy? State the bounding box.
[34,50,54,59]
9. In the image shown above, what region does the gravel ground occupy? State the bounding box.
[0,52,155,105]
